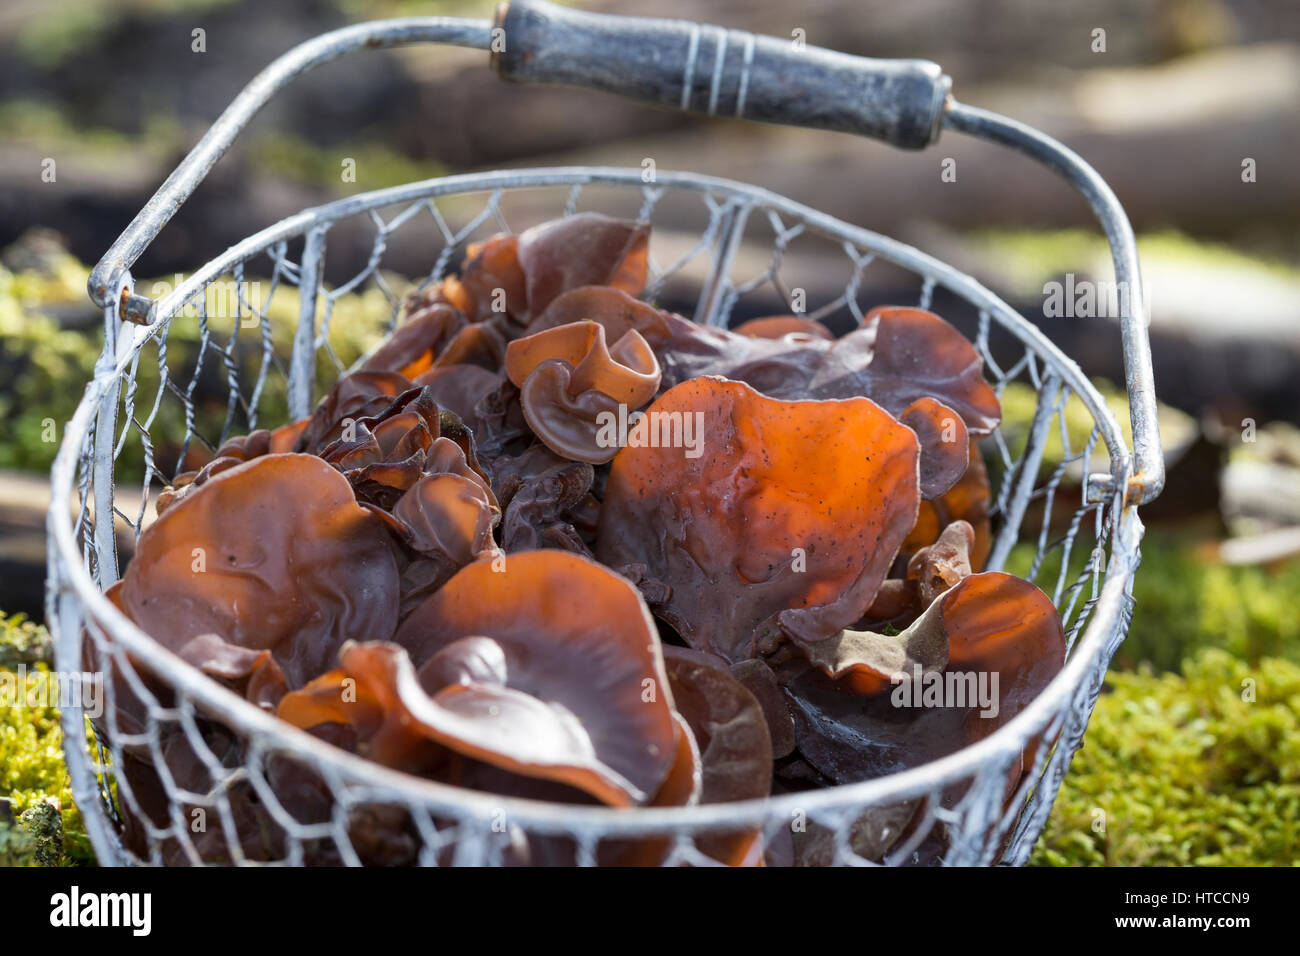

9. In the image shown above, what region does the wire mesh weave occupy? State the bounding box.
[48,168,1143,866]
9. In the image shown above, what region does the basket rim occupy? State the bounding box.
[50,166,1142,839]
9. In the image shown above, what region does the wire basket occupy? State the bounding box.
[47,3,1163,866]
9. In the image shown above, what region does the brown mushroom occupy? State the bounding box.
[118,453,400,689]
[279,639,649,806]
[775,572,1064,784]
[360,302,466,379]
[504,321,662,464]
[662,646,773,865]
[492,443,596,554]
[392,550,682,804]
[524,285,675,342]
[516,213,650,316]
[902,439,993,569]
[296,370,413,454]
[431,321,507,372]
[898,396,971,499]
[803,306,1001,436]
[596,377,921,662]
[732,315,834,342]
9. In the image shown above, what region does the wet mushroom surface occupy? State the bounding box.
[107,213,1067,866]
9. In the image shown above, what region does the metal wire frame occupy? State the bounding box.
[49,168,1144,866]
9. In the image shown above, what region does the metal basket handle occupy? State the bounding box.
[492,0,950,149]
[84,1,1162,505]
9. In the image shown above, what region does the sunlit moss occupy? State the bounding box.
[0,614,94,866]
[0,258,398,478]
[1031,649,1300,866]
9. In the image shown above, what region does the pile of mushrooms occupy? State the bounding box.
[102,213,1064,866]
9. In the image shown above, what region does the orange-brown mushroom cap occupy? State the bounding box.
[776,571,1064,784]
[361,302,466,379]
[279,639,648,807]
[944,572,1066,743]
[808,305,1001,435]
[392,549,681,804]
[506,320,660,406]
[898,396,971,499]
[118,453,400,688]
[902,439,993,569]
[732,315,834,342]
[505,321,662,464]
[516,213,650,315]
[596,377,921,661]
[524,285,675,343]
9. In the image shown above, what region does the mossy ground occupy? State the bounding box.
[0,615,95,866]
[1031,650,1300,866]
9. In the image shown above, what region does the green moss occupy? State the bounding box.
[1007,531,1300,673]
[0,614,94,866]
[0,256,396,480]
[1031,648,1300,866]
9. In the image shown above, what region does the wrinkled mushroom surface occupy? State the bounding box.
[597,378,921,661]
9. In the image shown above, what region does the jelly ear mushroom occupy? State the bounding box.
[445,232,528,323]
[811,305,1001,436]
[394,549,681,804]
[431,322,506,372]
[662,647,773,805]
[776,573,1064,787]
[903,440,993,569]
[361,303,466,379]
[388,472,501,564]
[505,321,660,406]
[732,315,834,342]
[279,640,649,806]
[898,396,970,499]
[524,285,674,343]
[596,378,920,662]
[781,588,951,698]
[908,519,975,606]
[943,572,1066,743]
[118,453,400,689]
[784,565,1059,703]
[411,364,504,432]
[504,321,661,464]
[297,371,413,453]
[516,213,650,315]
